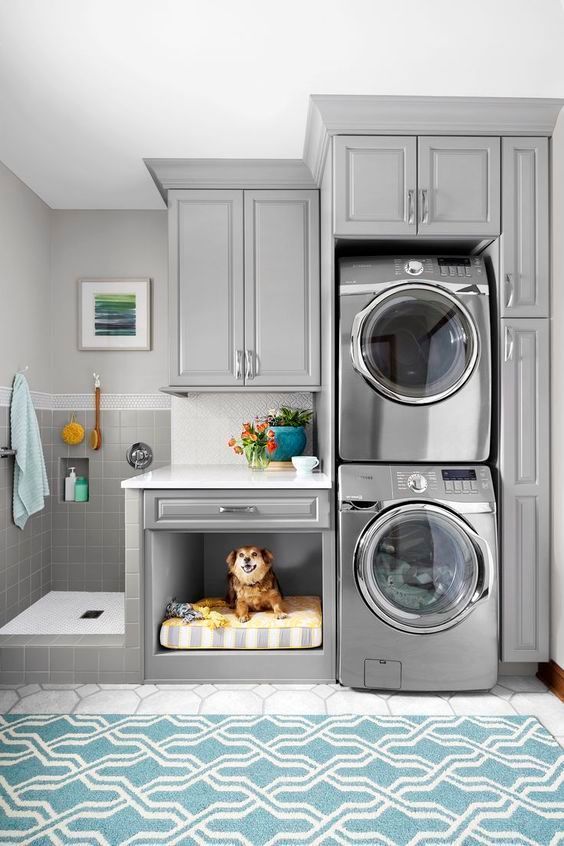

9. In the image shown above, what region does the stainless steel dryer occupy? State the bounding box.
[339,256,492,462]
[339,464,498,691]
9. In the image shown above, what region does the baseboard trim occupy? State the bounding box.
[537,660,564,701]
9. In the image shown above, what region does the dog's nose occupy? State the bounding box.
[244,557,251,564]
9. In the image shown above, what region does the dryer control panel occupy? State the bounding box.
[339,255,486,289]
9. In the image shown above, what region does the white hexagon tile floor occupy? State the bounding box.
[1,677,563,743]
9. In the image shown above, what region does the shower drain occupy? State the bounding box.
[80,610,104,619]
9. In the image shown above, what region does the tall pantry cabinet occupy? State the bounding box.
[499,137,550,662]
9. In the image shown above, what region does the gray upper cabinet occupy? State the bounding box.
[169,188,320,389]
[334,136,417,236]
[170,190,244,387]
[244,191,320,387]
[418,137,500,236]
[501,138,549,317]
[334,135,500,237]
[500,318,549,662]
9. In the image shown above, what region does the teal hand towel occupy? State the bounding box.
[10,373,49,529]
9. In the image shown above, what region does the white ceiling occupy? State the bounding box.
[1,0,564,209]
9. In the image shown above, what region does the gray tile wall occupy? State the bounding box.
[0,405,170,628]
[0,407,53,627]
[51,409,170,593]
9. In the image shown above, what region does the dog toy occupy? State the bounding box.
[163,599,203,625]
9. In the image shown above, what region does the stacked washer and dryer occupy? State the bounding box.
[337,256,499,691]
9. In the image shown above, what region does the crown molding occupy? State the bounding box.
[144,158,316,200]
[303,95,564,185]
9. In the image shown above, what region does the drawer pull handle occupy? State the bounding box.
[219,505,257,513]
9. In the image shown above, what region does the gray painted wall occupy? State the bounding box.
[50,210,168,393]
[0,161,52,392]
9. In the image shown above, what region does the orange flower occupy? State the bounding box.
[227,437,236,447]
[256,422,267,432]
[266,440,277,453]
[267,429,275,438]
[242,422,251,430]
[249,433,258,442]
[234,446,243,455]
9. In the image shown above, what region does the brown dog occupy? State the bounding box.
[226,546,287,623]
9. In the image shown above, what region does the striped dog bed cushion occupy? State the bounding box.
[160,595,322,650]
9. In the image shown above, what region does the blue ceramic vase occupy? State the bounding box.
[269,426,307,461]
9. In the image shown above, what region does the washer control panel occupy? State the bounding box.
[338,465,494,507]
[391,466,493,501]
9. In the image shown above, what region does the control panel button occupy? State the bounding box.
[405,260,424,276]
[444,480,454,492]
[407,472,428,493]
[471,481,478,491]
[462,480,472,492]
[454,481,462,492]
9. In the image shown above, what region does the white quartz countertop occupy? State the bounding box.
[121,464,332,490]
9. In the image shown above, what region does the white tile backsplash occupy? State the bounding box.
[171,393,313,464]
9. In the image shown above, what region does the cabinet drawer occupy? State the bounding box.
[144,490,331,529]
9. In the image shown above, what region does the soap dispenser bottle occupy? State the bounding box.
[65,467,77,502]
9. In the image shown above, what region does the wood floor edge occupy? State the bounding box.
[537,660,564,701]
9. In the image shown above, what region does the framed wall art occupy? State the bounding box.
[78,278,151,350]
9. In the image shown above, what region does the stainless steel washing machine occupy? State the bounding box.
[338,464,498,691]
[339,256,492,462]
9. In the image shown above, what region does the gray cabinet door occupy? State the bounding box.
[500,318,549,662]
[244,190,320,386]
[418,137,500,236]
[501,138,549,318]
[169,190,244,386]
[334,136,417,236]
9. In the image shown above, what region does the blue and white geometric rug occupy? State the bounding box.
[1,714,563,845]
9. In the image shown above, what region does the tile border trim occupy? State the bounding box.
[0,387,171,410]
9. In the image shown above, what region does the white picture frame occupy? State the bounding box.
[78,278,151,351]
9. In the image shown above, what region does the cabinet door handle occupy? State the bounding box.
[504,326,514,362]
[219,505,257,513]
[407,189,415,225]
[245,349,254,380]
[421,189,429,224]
[505,273,514,308]
[234,349,243,380]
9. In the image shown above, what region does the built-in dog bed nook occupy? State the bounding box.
[160,595,323,649]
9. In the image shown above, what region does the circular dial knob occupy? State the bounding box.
[405,259,424,275]
[407,472,428,493]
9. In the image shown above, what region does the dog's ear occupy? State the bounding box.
[226,549,238,568]
[261,548,274,565]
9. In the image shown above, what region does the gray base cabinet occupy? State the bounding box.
[500,318,549,662]
[143,489,335,683]
[169,188,320,389]
[501,138,549,317]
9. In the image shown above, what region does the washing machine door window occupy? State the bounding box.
[352,283,479,405]
[355,503,482,633]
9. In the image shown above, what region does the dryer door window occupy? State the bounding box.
[352,284,478,404]
[355,504,481,633]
